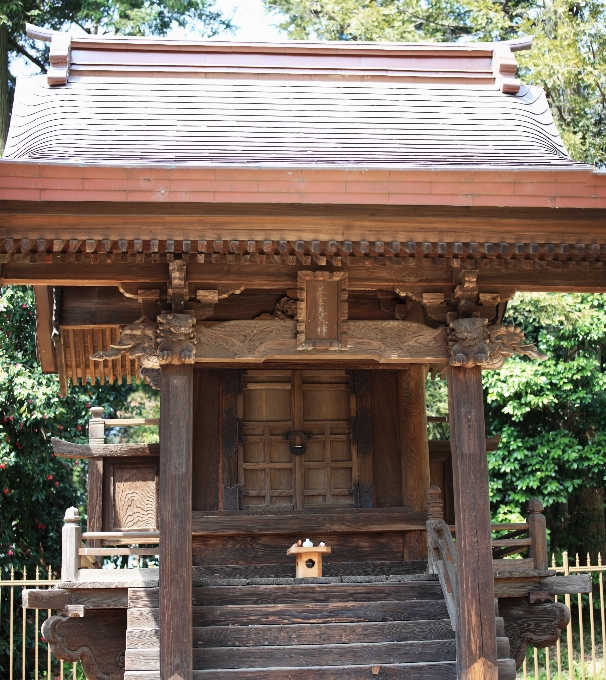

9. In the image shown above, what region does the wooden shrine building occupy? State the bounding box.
[9,25,605,680]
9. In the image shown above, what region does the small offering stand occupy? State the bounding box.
[287,543,332,578]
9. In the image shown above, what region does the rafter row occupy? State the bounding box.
[1,238,606,266]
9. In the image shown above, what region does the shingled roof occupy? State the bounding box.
[2,29,581,169]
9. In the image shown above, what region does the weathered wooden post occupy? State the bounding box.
[448,364,498,680]
[160,363,193,680]
[61,507,81,582]
[159,260,196,680]
[447,313,546,680]
[527,498,548,571]
[399,364,431,560]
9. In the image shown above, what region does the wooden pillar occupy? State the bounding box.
[399,365,430,560]
[160,364,193,680]
[448,365,498,680]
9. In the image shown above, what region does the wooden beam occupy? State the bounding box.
[191,510,426,535]
[52,438,159,458]
[399,366,430,561]
[33,285,57,373]
[448,365,498,680]
[159,364,193,680]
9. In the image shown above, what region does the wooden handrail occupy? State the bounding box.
[427,517,459,632]
[83,531,159,539]
[104,418,159,426]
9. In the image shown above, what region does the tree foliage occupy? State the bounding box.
[484,294,606,554]
[0,286,132,575]
[517,0,606,166]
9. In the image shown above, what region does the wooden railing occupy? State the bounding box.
[437,490,548,572]
[62,507,159,579]
[427,488,459,633]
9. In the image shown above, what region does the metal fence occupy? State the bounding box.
[521,552,606,680]
[2,553,606,679]
[0,567,80,680]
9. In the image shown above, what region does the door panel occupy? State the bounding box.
[239,369,357,510]
[240,371,294,508]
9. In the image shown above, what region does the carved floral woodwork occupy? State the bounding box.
[296,271,348,350]
[42,610,127,680]
[195,319,447,362]
[448,318,547,369]
[91,313,197,387]
[257,296,297,320]
[500,598,571,669]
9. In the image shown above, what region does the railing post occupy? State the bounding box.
[61,507,81,582]
[428,485,444,521]
[527,498,548,570]
[88,407,105,443]
[87,407,105,557]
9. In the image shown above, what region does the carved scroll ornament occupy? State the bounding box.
[448,318,547,369]
[500,598,571,669]
[42,610,127,680]
[91,313,196,388]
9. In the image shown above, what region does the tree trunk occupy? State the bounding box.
[579,486,605,565]
[0,22,9,155]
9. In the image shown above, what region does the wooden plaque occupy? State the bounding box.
[296,271,348,350]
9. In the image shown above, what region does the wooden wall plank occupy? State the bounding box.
[221,369,240,510]
[370,371,402,508]
[398,366,430,560]
[192,370,221,511]
[159,364,193,680]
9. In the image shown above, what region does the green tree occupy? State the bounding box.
[517,0,606,166]
[484,293,606,559]
[263,0,522,43]
[0,0,233,153]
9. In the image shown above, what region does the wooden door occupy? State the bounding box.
[239,370,357,510]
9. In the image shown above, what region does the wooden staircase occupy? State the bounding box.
[125,575,516,679]
[192,576,514,679]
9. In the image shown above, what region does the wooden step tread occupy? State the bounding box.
[190,661,458,679]
[193,582,443,606]
[192,640,456,670]
[193,562,428,580]
[192,619,454,648]
[128,581,442,609]
[193,599,449,626]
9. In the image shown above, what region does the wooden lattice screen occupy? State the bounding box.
[59,326,140,386]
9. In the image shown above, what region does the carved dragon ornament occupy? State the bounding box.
[448,317,547,369]
[91,313,196,389]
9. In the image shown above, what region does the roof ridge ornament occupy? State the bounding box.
[26,23,71,87]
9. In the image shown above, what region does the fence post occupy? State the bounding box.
[61,507,81,582]
[527,498,548,570]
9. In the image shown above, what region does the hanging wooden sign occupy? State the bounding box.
[296,271,348,350]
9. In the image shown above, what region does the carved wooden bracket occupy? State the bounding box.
[500,598,571,669]
[91,313,197,387]
[448,318,547,369]
[42,610,127,680]
[296,271,348,350]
